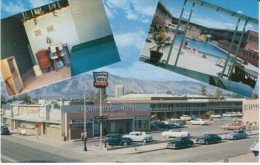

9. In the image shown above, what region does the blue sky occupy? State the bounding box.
[1,0,259,84]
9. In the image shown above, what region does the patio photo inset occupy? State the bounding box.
[1,0,120,97]
[140,0,259,97]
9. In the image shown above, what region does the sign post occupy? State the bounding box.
[93,71,109,150]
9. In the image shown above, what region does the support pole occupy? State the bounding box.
[99,89,103,150]
[84,91,87,151]
[220,17,241,78]
[228,19,248,80]
[166,0,187,65]
[174,2,196,67]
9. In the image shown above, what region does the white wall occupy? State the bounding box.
[23,7,80,64]
[68,0,112,43]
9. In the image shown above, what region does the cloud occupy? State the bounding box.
[104,0,156,22]
[1,0,26,15]
[113,29,146,50]
[29,0,53,8]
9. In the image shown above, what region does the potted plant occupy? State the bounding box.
[149,28,171,64]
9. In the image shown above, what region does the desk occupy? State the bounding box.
[36,50,51,72]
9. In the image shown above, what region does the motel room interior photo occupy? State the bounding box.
[1,0,120,96]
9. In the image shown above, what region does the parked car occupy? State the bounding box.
[224,130,247,140]
[190,115,197,120]
[222,113,232,117]
[162,128,190,138]
[180,115,192,121]
[1,125,11,135]
[167,120,184,128]
[168,24,184,32]
[221,123,246,130]
[187,118,207,125]
[196,134,222,145]
[104,133,132,146]
[167,136,194,149]
[123,131,153,143]
[150,122,160,130]
[210,114,222,118]
[153,122,171,129]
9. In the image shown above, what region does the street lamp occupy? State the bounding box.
[83,91,87,151]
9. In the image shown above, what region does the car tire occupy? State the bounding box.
[205,141,209,145]
[233,137,237,140]
[123,142,128,146]
[143,139,147,144]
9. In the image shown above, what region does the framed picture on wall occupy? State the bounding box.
[46,25,54,33]
[34,29,41,37]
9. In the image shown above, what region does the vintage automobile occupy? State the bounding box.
[161,128,190,138]
[196,134,222,145]
[187,118,207,125]
[221,123,246,130]
[224,130,247,140]
[164,120,184,128]
[104,133,132,146]
[167,136,194,149]
[123,131,153,143]
[180,115,192,121]
[210,114,222,118]
[1,125,11,135]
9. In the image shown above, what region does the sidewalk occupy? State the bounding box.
[10,129,259,162]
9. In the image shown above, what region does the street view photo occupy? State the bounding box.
[1,0,259,164]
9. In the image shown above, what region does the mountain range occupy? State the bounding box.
[1,73,258,99]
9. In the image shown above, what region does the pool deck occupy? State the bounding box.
[141,32,258,78]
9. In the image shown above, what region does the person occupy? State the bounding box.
[184,39,189,49]
[191,48,198,54]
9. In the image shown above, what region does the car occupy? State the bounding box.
[123,131,153,143]
[150,122,160,130]
[187,118,207,125]
[104,133,132,146]
[167,136,194,149]
[1,126,11,135]
[190,115,197,120]
[210,114,222,118]
[196,134,222,145]
[168,24,183,32]
[224,130,247,140]
[153,122,172,129]
[167,120,184,128]
[222,113,232,117]
[162,128,190,138]
[180,115,192,121]
[221,124,246,130]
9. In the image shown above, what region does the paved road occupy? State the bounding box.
[86,138,258,163]
[1,136,86,163]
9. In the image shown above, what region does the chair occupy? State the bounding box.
[50,43,67,71]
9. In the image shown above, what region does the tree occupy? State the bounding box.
[252,93,259,99]
[125,91,138,95]
[199,85,207,96]
[214,88,222,98]
[87,90,95,101]
[166,90,172,94]
[1,95,7,106]
[95,88,107,101]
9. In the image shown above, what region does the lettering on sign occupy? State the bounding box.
[81,104,137,112]
[19,106,40,116]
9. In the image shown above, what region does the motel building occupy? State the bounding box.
[2,94,255,141]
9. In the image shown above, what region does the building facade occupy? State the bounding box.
[3,94,254,141]
[115,85,124,98]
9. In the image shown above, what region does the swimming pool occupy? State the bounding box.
[175,35,228,59]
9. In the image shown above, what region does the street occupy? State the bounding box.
[1,118,258,163]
